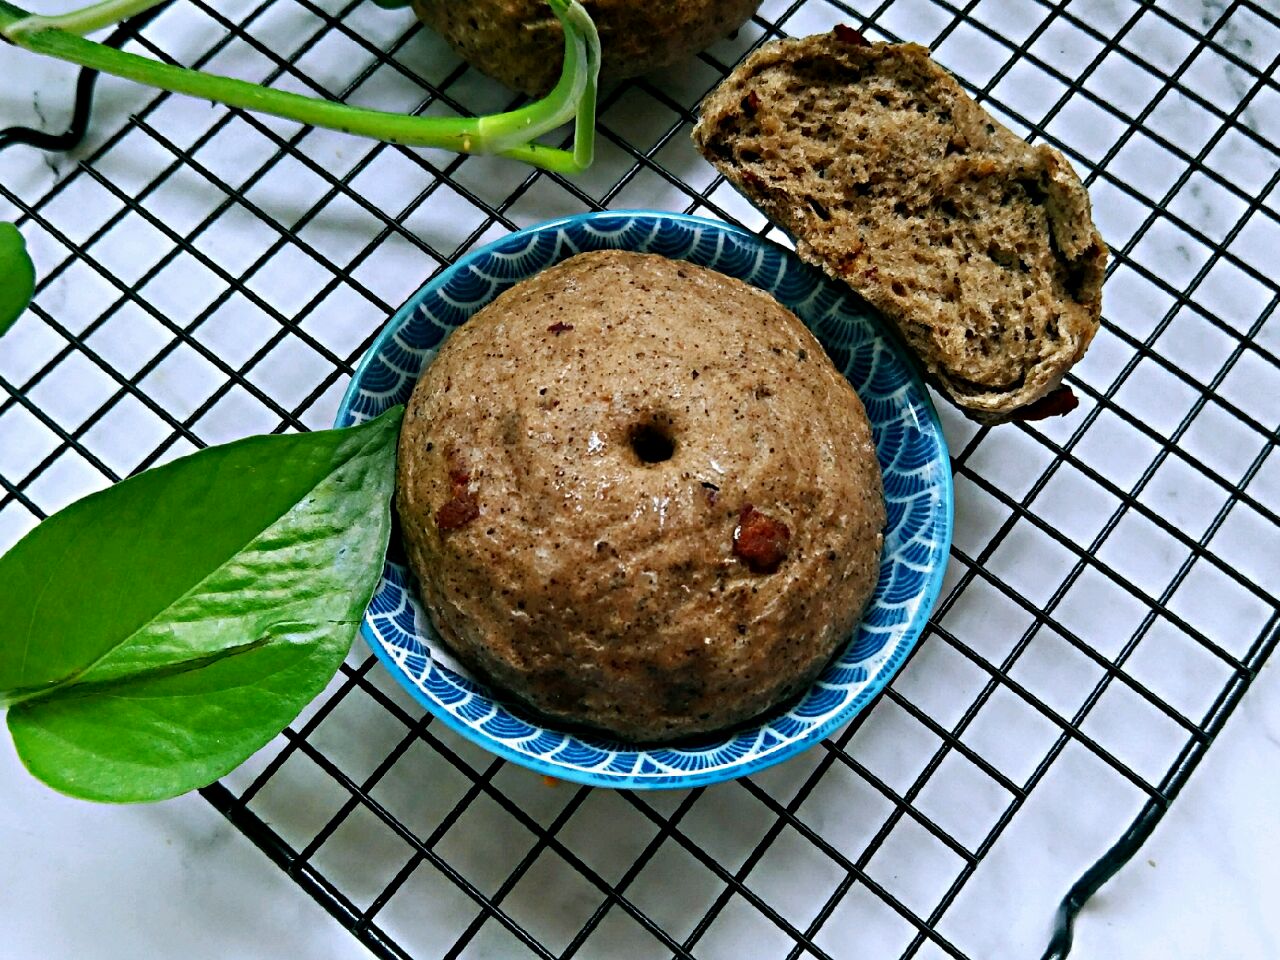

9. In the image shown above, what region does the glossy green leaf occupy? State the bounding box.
[0,221,36,337]
[0,406,403,802]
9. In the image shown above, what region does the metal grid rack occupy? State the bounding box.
[1,0,1277,956]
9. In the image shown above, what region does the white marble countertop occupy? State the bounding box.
[2,0,1278,957]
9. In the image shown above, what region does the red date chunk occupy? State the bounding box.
[436,456,479,532]
[1012,386,1079,421]
[833,24,870,45]
[435,491,479,531]
[733,504,791,574]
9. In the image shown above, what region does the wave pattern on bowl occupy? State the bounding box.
[339,211,952,789]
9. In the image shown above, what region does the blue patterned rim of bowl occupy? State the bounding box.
[336,210,953,790]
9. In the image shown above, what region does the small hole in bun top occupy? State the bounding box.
[630,423,675,465]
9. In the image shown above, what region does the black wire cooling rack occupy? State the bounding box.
[2,0,1278,956]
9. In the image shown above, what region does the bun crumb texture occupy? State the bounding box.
[694,35,1107,422]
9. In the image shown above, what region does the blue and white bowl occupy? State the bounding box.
[336,211,953,789]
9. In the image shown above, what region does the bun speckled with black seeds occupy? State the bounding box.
[396,250,885,742]
[693,33,1107,423]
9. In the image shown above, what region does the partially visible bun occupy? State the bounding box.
[413,0,762,96]
[396,250,885,742]
[693,33,1107,423]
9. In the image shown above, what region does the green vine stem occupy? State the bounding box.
[0,0,599,173]
[5,0,162,37]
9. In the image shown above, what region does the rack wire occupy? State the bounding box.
[1,0,1277,956]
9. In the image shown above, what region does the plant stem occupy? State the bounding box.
[506,0,597,172]
[0,0,598,173]
[5,0,163,37]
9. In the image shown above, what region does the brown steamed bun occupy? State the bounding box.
[396,250,885,742]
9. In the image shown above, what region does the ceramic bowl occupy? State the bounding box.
[336,210,952,789]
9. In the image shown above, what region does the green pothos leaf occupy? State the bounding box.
[0,221,36,337]
[0,406,403,802]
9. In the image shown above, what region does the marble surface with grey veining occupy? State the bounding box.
[1,1,1278,957]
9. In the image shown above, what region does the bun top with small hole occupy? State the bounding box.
[395,250,885,742]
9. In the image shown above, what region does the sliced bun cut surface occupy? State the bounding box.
[694,35,1107,422]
